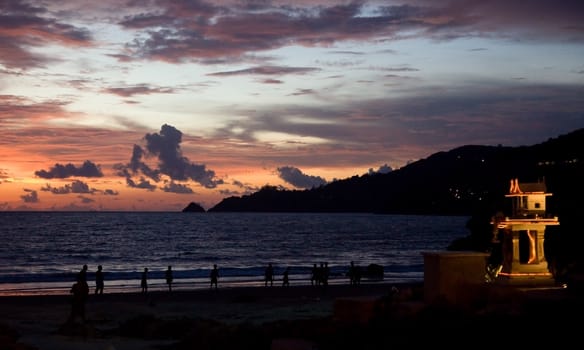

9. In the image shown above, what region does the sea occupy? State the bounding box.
[0,212,470,296]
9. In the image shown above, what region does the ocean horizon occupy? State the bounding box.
[0,212,469,295]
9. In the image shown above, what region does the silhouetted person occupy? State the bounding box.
[311,263,319,286]
[282,267,290,287]
[95,265,104,295]
[78,264,88,284]
[348,261,356,285]
[69,274,89,323]
[141,267,148,294]
[165,265,173,292]
[210,264,219,290]
[321,262,329,288]
[348,261,361,286]
[264,263,274,287]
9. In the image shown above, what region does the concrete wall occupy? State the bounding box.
[423,251,489,306]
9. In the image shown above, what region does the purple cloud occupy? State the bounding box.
[207,66,320,77]
[277,166,327,189]
[78,195,94,204]
[116,0,584,65]
[35,160,103,179]
[160,181,194,194]
[143,124,223,188]
[20,189,39,203]
[40,180,97,194]
[0,1,92,69]
[115,124,223,190]
[368,164,393,175]
[103,85,175,97]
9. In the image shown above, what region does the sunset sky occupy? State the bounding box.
[1,0,583,211]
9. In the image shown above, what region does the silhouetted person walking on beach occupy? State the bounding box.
[95,265,104,295]
[69,274,89,323]
[210,264,219,290]
[282,267,290,287]
[264,263,274,287]
[165,265,173,292]
[311,263,319,286]
[321,262,329,288]
[141,268,148,294]
[348,261,361,286]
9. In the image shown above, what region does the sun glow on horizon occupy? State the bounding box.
[0,0,582,211]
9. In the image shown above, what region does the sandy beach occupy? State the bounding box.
[1,281,581,350]
[0,282,407,350]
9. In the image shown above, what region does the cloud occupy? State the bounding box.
[103,84,176,97]
[21,189,39,203]
[35,160,103,179]
[118,144,161,182]
[276,166,327,189]
[383,66,420,72]
[207,66,320,77]
[40,180,97,194]
[289,89,315,96]
[103,189,119,196]
[0,95,71,125]
[368,164,393,175]
[261,79,284,84]
[160,181,194,194]
[144,124,223,187]
[115,124,223,189]
[125,177,157,191]
[0,1,92,69]
[78,195,94,204]
[214,82,584,169]
[117,0,584,65]
[0,168,9,181]
[218,179,259,197]
[3,0,583,71]
[119,2,416,63]
[438,0,584,42]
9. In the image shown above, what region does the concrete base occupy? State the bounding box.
[494,274,556,287]
[423,251,490,306]
[496,259,557,286]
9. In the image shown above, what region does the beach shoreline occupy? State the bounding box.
[0,275,415,297]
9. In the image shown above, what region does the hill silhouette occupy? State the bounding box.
[182,202,205,212]
[207,128,583,219]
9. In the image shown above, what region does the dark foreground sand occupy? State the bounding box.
[1,282,582,350]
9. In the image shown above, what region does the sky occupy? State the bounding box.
[1,0,583,211]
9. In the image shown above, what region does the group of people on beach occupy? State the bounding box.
[139,263,293,293]
[68,264,106,323]
[310,262,330,287]
[266,262,338,288]
[69,259,367,309]
[263,263,290,287]
[140,265,175,294]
